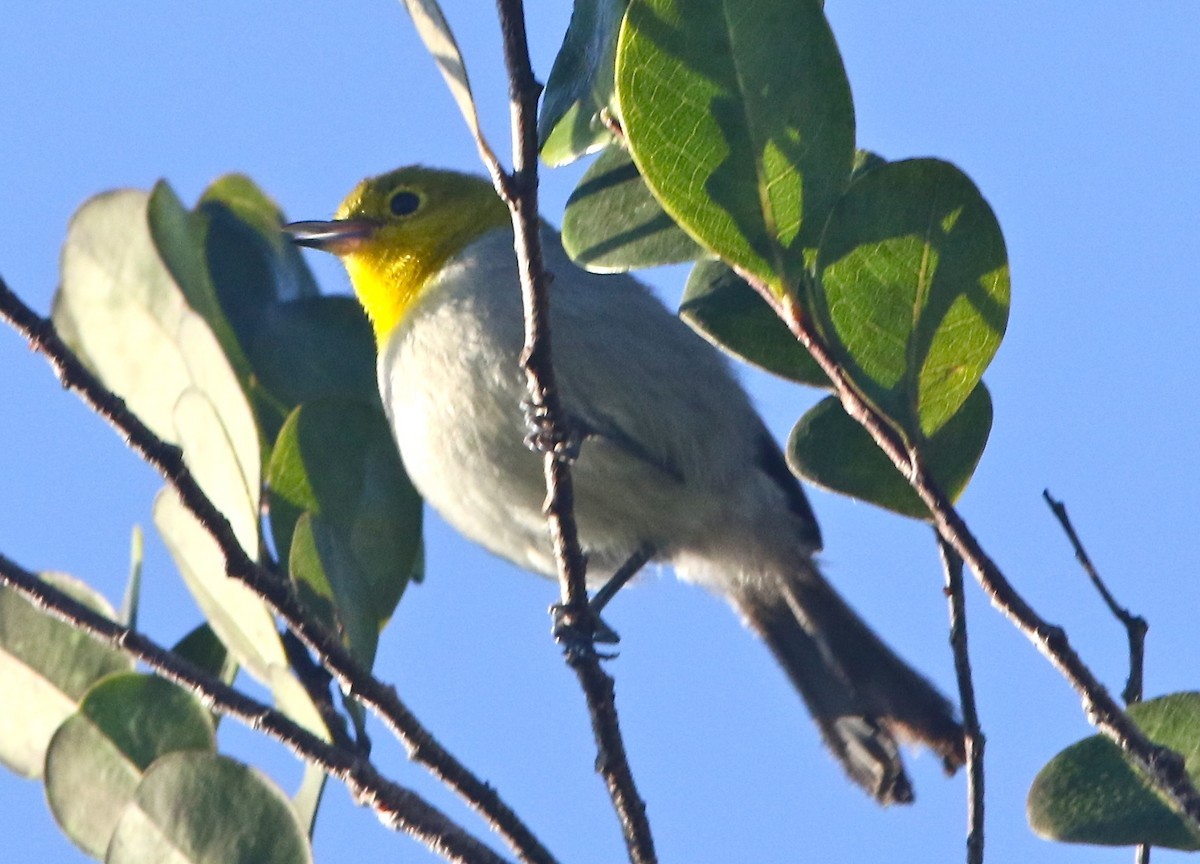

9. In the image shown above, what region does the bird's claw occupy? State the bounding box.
[522,399,582,462]
[550,601,621,661]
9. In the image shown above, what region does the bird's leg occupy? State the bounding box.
[590,544,654,619]
[551,545,654,649]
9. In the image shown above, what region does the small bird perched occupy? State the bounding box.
[287,165,965,804]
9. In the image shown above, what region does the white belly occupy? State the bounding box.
[375,229,800,584]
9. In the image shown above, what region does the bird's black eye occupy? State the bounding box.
[389,190,421,217]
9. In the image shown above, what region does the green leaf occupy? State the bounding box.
[153,489,285,685]
[171,624,239,740]
[196,176,321,351]
[149,175,327,458]
[150,177,318,355]
[851,149,888,182]
[787,384,992,520]
[107,752,312,864]
[0,573,133,777]
[267,399,423,643]
[680,259,826,386]
[1028,693,1200,850]
[289,513,381,668]
[172,624,237,688]
[172,383,260,556]
[44,673,215,858]
[147,181,255,388]
[616,0,854,293]
[201,175,320,300]
[342,697,370,755]
[562,144,702,271]
[245,296,378,443]
[815,158,1009,439]
[539,0,626,166]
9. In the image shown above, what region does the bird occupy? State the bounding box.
[286,165,965,804]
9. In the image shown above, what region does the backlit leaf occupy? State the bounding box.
[617,0,854,293]
[815,158,1009,439]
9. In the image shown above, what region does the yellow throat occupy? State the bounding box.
[292,166,510,343]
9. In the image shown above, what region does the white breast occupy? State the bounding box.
[377,228,805,584]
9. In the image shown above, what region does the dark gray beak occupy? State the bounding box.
[284,219,378,255]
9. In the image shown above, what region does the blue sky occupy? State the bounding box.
[2,3,1200,863]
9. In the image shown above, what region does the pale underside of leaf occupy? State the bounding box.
[398,0,499,169]
[152,490,284,684]
[0,572,131,777]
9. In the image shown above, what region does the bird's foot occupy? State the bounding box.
[550,601,621,660]
[522,398,582,462]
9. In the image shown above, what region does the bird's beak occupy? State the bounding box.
[284,219,378,255]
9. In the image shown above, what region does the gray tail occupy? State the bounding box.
[729,564,965,805]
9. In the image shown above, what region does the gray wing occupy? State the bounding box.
[544,236,822,551]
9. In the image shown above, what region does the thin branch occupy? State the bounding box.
[491,0,588,618]
[1042,490,1151,864]
[0,554,509,864]
[936,533,985,864]
[745,285,1200,830]
[0,276,558,864]
[488,4,657,863]
[1043,490,1148,705]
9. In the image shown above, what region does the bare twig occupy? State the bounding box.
[1043,490,1150,864]
[742,285,1200,830]
[491,0,588,616]
[0,554,509,864]
[488,4,656,863]
[936,534,985,864]
[396,0,654,852]
[1043,490,1148,705]
[0,276,558,864]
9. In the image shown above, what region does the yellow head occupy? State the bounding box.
[286,166,509,343]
